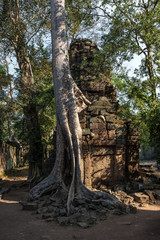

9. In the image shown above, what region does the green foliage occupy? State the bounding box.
[65,0,99,40]
[28,42,56,149]
[0,0,55,162]
[100,0,160,150]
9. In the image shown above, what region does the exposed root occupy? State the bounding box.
[77,183,126,209]
[72,80,91,112]
[29,174,62,200]
[31,182,130,227]
[67,166,75,213]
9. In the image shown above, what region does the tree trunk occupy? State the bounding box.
[30,0,120,213]
[23,104,43,182]
[14,42,44,181]
[147,46,156,100]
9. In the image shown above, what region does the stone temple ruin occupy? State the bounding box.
[70,39,140,189]
[0,140,23,174]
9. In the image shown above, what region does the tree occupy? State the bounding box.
[65,0,99,42]
[102,0,159,98]
[28,42,56,157]
[0,64,10,140]
[30,0,120,213]
[0,0,51,181]
[100,0,160,149]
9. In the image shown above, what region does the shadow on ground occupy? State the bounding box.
[0,167,160,240]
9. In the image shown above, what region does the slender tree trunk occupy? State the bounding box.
[147,46,156,100]
[30,0,119,212]
[5,55,22,148]
[6,64,14,141]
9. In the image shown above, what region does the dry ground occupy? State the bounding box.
[0,167,160,240]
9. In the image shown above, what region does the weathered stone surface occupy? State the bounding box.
[92,156,111,173]
[70,39,140,188]
[116,148,124,155]
[144,190,156,202]
[153,190,160,200]
[131,192,149,203]
[92,147,114,156]
[108,130,116,140]
[143,177,153,185]
[82,129,91,135]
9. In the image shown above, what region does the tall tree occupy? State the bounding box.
[0,64,10,139]
[100,0,160,147]
[0,0,50,181]
[30,0,119,212]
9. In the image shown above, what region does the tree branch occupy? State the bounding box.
[135,33,147,58]
[25,9,41,27]
[152,0,159,11]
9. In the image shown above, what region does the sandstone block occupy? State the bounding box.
[116,148,124,155]
[105,115,114,123]
[82,129,91,135]
[107,123,116,130]
[92,147,114,155]
[90,116,102,123]
[115,155,124,162]
[90,122,106,131]
[106,139,116,146]
[108,130,116,140]
[89,109,99,115]
[80,123,86,128]
[92,169,111,182]
[131,192,149,203]
[153,190,160,200]
[92,156,111,172]
[100,109,110,115]
[144,190,156,202]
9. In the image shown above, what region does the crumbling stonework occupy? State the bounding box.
[0,140,23,173]
[70,39,140,188]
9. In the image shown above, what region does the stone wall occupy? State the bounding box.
[0,140,23,173]
[70,39,140,188]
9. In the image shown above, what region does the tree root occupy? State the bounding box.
[76,183,125,209]
[29,181,131,228]
[29,174,64,200]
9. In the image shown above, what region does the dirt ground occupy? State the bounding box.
[0,168,160,240]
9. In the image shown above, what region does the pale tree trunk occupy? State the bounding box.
[30,0,119,212]
[4,55,22,152]
[5,57,19,143]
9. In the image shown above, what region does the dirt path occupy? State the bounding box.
[0,169,160,240]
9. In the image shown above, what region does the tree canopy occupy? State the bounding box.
[99,0,160,149]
